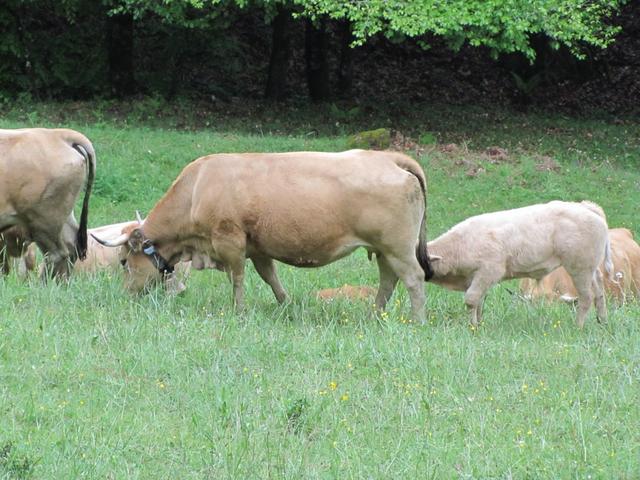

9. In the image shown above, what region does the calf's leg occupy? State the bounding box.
[251,256,288,304]
[464,269,503,327]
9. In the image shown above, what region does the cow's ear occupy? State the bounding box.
[429,255,442,262]
[128,228,145,252]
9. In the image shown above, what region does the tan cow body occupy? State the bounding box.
[520,228,640,303]
[0,128,95,277]
[427,201,611,328]
[94,150,433,321]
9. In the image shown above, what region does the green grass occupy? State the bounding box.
[1,101,640,478]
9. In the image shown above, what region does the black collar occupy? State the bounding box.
[142,242,175,275]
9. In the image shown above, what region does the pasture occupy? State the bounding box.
[1,105,639,478]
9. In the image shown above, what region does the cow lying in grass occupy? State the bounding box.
[93,150,433,322]
[427,201,612,328]
[316,285,376,302]
[520,227,640,304]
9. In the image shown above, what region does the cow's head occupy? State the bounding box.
[92,220,173,293]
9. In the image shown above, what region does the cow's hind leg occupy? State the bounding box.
[375,254,399,312]
[0,244,9,275]
[251,256,288,304]
[567,269,595,328]
[33,235,71,280]
[592,269,607,323]
[380,253,425,324]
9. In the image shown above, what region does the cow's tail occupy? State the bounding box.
[393,154,433,281]
[603,234,615,284]
[67,132,96,260]
[580,200,615,284]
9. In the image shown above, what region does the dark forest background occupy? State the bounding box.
[0,1,638,116]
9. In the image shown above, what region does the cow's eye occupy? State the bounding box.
[120,259,127,267]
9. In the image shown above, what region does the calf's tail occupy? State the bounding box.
[67,133,96,260]
[603,234,614,283]
[393,154,433,281]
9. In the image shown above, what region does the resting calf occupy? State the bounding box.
[427,201,611,328]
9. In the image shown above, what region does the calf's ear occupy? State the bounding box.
[128,228,146,252]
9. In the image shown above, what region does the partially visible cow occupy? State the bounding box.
[316,285,377,302]
[427,201,612,328]
[0,128,95,278]
[520,227,640,303]
[93,150,433,322]
[0,226,37,276]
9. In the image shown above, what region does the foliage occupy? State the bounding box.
[296,0,627,59]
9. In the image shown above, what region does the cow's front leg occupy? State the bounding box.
[227,259,246,312]
[251,256,288,304]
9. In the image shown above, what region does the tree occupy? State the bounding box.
[294,0,626,59]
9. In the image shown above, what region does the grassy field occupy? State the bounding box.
[1,102,639,478]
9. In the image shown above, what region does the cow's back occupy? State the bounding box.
[185,150,426,265]
[0,128,89,217]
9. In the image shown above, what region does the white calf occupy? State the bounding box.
[427,201,612,328]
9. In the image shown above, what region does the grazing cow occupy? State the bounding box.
[81,220,209,295]
[520,227,640,303]
[427,201,612,328]
[0,128,95,278]
[316,284,377,302]
[93,150,433,321]
[0,226,37,276]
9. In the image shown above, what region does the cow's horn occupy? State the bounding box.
[135,211,143,224]
[91,232,129,247]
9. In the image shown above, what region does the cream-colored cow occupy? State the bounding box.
[520,227,640,303]
[427,201,612,328]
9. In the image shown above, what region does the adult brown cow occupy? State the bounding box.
[94,150,433,321]
[0,128,95,277]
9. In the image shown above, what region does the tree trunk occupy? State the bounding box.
[305,18,330,102]
[265,6,292,100]
[336,20,353,96]
[106,12,136,97]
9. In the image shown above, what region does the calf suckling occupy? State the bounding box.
[93,149,434,322]
[427,200,612,328]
